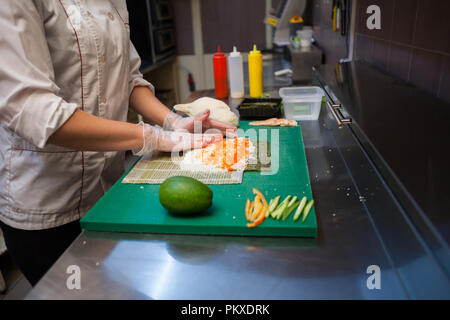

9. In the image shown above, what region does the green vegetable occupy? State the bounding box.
[271,196,291,219]
[287,196,298,208]
[274,196,291,217]
[293,196,307,222]
[266,199,274,218]
[267,196,280,217]
[302,199,315,222]
[159,176,212,215]
[282,201,300,221]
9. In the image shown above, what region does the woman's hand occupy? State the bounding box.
[129,86,238,138]
[133,121,223,155]
[164,109,238,138]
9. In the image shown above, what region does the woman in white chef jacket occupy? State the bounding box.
[0,1,235,286]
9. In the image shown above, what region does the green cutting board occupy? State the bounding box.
[80,121,317,237]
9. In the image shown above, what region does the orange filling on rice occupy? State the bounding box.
[195,137,250,171]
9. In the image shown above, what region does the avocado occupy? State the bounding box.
[159,176,213,215]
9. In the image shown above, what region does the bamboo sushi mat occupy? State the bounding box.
[122,141,270,185]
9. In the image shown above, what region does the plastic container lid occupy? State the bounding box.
[279,86,324,100]
[297,29,313,40]
[230,46,240,57]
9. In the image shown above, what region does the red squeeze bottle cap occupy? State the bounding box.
[214,45,225,57]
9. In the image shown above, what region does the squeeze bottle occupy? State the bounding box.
[248,44,263,97]
[213,46,228,99]
[228,46,244,99]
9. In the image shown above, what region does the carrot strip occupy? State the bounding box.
[245,199,250,220]
[247,203,268,228]
[253,188,268,208]
[246,201,254,221]
[251,202,262,221]
[245,188,269,228]
[251,195,262,220]
[247,188,269,228]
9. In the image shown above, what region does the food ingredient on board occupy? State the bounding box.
[181,137,254,172]
[159,176,212,215]
[270,195,313,222]
[245,199,251,220]
[282,199,300,221]
[293,196,308,221]
[302,199,315,222]
[243,190,315,227]
[267,195,280,217]
[173,97,239,127]
[249,118,298,127]
[245,188,268,228]
[270,195,291,219]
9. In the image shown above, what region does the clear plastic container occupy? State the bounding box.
[297,27,313,47]
[279,86,324,121]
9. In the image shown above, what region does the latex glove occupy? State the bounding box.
[133,121,223,155]
[163,110,238,138]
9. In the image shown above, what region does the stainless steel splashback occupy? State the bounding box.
[314,60,450,298]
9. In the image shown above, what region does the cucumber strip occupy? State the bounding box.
[272,196,290,219]
[282,201,300,221]
[267,196,280,216]
[276,199,292,220]
[276,204,286,220]
[271,196,290,218]
[287,196,298,208]
[266,199,274,218]
[302,199,315,223]
[272,202,286,219]
[294,196,307,222]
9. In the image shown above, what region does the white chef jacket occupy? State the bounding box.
[0,0,154,230]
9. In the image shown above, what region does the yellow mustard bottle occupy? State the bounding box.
[248,44,263,97]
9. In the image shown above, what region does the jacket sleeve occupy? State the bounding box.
[128,40,155,97]
[0,1,79,149]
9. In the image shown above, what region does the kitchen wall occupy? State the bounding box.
[310,0,449,103]
[173,0,269,102]
[173,0,449,104]
[173,0,194,55]
[311,0,351,64]
[353,0,450,103]
[200,0,266,54]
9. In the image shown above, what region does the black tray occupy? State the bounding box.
[237,98,282,120]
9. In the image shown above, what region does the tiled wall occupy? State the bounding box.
[172,0,267,55]
[173,0,194,55]
[354,0,450,103]
[200,0,266,54]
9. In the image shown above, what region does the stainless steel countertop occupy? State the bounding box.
[26,55,449,299]
[27,103,410,299]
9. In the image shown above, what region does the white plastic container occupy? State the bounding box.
[228,46,244,98]
[297,27,313,47]
[279,86,324,120]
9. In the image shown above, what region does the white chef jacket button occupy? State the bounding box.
[101,97,107,104]
[108,12,115,21]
